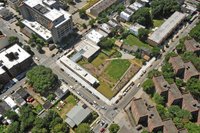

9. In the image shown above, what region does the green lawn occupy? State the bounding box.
[91,52,108,67]
[97,78,117,99]
[124,35,152,49]
[54,95,77,119]
[105,59,131,81]
[153,19,165,27]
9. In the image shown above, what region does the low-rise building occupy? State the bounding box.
[89,0,118,18]
[0,34,9,51]
[129,23,145,35]
[85,29,104,44]
[65,102,91,128]
[163,119,178,133]
[169,56,185,78]
[4,96,17,109]
[184,39,200,55]
[182,93,200,123]
[169,56,199,81]
[131,98,163,132]
[59,55,99,87]
[148,11,186,46]
[7,0,20,10]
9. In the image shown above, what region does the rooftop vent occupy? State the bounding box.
[5,52,19,61]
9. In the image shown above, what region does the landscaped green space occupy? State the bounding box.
[54,95,77,119]
[91,52,108,67]
[153,19,165,27]
[105,59,131,81]
[124,35,152,49]
[97,78,118,99]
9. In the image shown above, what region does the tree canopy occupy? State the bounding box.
[109,123,120,133]
[186,78,200,101]
[131,7,153,28]
[142,79,155,96]
[98,38,114,50]
[138,28,149,41]
[26,65,58,95]
[151,0,180,19]
[190,22,200,43]
[75,123,91,133]
[8,36,19,45]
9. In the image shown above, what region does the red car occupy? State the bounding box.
[26,96,34,103]
[100,128,105,133]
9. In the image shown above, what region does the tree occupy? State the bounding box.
[176,42,185,54]
[161,62,175,80]
[186,78,200,100]
[99,38,114,50]
[82,23,87,29]
[47,93,55,101]
[151,0,180,19]
[190,22,200,42]
[185,122,200,133]
[4,110,19,121]
[165,52,177,62]
[142,79,155,96]
[156,104,168,120]
[76,123,91,133]
[8,36,19,44]
[31,127,48,133]
[109,123,120,133]
[51,123,69,133]
[175,78,185,88]
[151,46,160,57]
[7,121,20,133]
[79,9,86,18]
[138,28,149,41]
[23,45,34,55]
[89,19,96,27]
[148,69,162,78]
[131,7,153,28]
[153,93,164,105]
[26,65,58,95]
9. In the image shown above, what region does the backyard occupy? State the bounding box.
[53,94,78,119]
[124,35,152,49]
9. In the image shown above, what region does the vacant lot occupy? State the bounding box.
[124,35,152,49]
[105,59,131,82]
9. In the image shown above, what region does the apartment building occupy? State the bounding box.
[0,44,32,85]
[19,0,73,43]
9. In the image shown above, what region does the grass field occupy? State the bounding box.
[105,59,131,82]
[124,35,152,49]
[153,19,165,27]
[91,52,108,67]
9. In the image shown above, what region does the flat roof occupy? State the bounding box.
[75,39,100,59]
[24,0,70,22]
[148,11,186,45]
[130,23,145,32]
[59,56,99,85]
[0,44,31,74]
[66,102,91,127]
[22,20,52,41]
[86,29,104,44]
[4,96,17,108]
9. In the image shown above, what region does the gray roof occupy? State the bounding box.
[66,102,91,128]
[0,101,11,115]
[148,11,186,45]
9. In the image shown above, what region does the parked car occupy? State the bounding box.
[100,128,105,133]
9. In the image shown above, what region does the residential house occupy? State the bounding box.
[184,39,200,56]
[131,98,163,132]
[163,119,178,133]
[184,62,199,81]
[182,93,200,123]
[169,56,185,78]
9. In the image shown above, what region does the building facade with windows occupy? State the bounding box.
[19,0,73,43]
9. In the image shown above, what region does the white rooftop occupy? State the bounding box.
[22,20,52,41]
[0,44,31,74]
[100,23,112,34]
[130,23,145,32]
[75,39,100,59]
[59,56,99,85]
[24,0,70,22]
[148,11,186,45]
[120,11,131,21]
[44,8,63,21]
[4,96,17,108]
[86,29,104,44]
